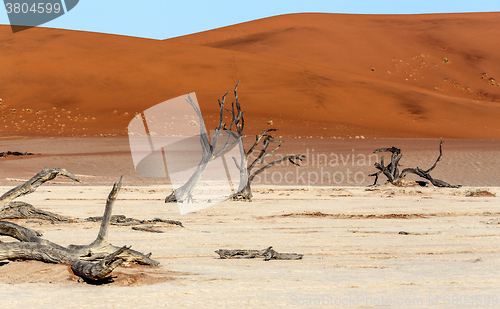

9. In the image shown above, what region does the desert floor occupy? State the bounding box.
[1,137,499,187]
[1,184,499,308]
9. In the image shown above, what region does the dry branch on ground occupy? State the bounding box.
[0,170,159,282]
[0,151,38,158]
[215,246,303,261]
[0,168,80,220]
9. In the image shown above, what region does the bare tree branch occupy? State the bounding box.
[424,139,444,174]
[185,94,212,154]
[0,168,80,210]
[246,129,277,160]
[91,176,122,247]
[248,154,306,183]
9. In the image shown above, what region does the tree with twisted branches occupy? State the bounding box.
[165,81,305,202]
[369,140,460,188]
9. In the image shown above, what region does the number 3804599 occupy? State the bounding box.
[5,2,61,14]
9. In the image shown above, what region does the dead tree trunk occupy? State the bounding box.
[165,153,212,203]
[165,87,241,203]
[226,83,305,200]
[369,146,402,184]
[0,174,158,282]
[0,168,81,220]
[231,129,305,201]
[369,140,460,188]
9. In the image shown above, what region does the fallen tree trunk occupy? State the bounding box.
[87,215,184,228]
[215,246,303,261]
[87,215,184,233]
[0,168,81,221]
[0,201,71,221]
[0,175,159,282]
[0,151,37,158]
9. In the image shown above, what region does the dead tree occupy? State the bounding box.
[164,85,241,203]
[369,140,460,188]
[0,171,158,282]
[222,83,305,200]
[165,81,305,203]
[230,129,305,201]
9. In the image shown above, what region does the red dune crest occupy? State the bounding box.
[2,12,500,138]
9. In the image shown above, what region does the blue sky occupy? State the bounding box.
[1,0,500,39]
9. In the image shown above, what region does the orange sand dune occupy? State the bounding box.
[1,12,500,138]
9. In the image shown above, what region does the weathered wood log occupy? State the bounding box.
[0,176,159,282]
[70,246,129,280]
[0,201,71,221]
[131,226,164,233]
[215,246,303,261]
[0,168,80,209]
[87,215,184,228]
[0,151,37,158]
[399,167,460,188]
[65,177,159,266]
[398,140,460,188]
[0,168,81,221]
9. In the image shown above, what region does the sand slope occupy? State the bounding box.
[2,13,500,138]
